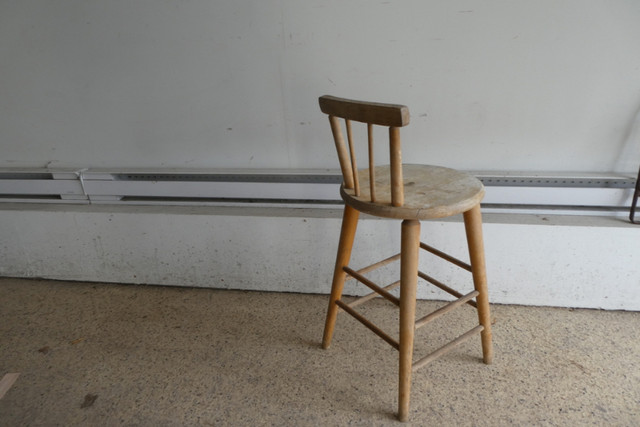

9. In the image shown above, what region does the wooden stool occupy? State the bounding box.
[318,95,493,422]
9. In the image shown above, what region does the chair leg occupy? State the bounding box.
[398,219,420,422]
[322,205,360,349]
[463,204,493,365]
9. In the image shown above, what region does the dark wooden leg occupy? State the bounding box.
[630,165,640,224]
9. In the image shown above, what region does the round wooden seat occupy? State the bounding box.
[341,164,485,220]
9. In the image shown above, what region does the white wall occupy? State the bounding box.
[1,205,639,310]
[1,1,640,172]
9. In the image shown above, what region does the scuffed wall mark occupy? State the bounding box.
[92,236,104,258]
[153,247,160,273]
[327,78,335,86]
[92,236,107,272]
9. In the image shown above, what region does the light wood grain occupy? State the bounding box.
[412,326,484,372]
[389,127,404,207]
[343,266,400,306]
[341,164,484,219]
[418,270,478,308]
[464,205,494,364]
[367,124,376,202]
[347,280,401,308]
[345,119,360,196]
[322,205,359,349]
[414,290,479,329]
[398,219,420,422]
[328,116,354,190]
[335,300,399,350]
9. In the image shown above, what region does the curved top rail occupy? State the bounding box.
[319,95,410,127]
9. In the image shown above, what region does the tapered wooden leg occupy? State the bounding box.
[322,205,360,349]
[398,219,420,422]
[463,204,493,365]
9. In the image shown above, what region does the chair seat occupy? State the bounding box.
[340,164,484,220]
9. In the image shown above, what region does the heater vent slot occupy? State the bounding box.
[113,173,343,184]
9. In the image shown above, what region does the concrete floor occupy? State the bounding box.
[1,277,639,426]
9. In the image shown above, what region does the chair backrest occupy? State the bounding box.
[319,95,410,207]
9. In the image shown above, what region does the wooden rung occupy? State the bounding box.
[414,291,479,330]
[335,300,399,350]
[412,325,484,372]
[343,266,400,306]
[345,253,401,281]
[420,242,472,272]
[348,280,401,308]
[418,271,478,308]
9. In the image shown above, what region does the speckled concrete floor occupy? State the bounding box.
[1,277,639,426]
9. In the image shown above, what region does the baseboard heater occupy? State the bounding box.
[0,168,636,215]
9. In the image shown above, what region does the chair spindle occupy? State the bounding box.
[328,115,354,190]
[345,119,360,197]
[389,126,404,206]
[367,123,376,202]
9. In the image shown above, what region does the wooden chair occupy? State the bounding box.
[318,95,493,422]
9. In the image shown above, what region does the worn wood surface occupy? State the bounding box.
[319,95,409,127]
[341,164,485,219]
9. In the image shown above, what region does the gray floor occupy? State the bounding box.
[1,277,639,426]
